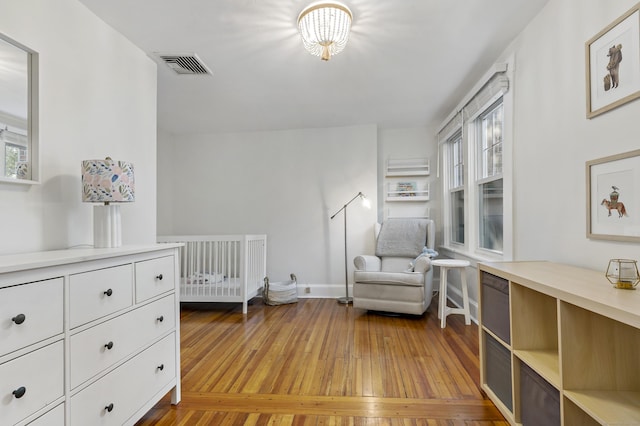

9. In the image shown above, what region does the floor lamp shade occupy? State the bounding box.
[81,158,135,248]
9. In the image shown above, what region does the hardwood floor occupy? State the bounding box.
[136,298,507,425]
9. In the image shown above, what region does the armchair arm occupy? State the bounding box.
[354,255,381,271]
[413,256,432,274]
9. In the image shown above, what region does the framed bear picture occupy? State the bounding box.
[586,2,640,118]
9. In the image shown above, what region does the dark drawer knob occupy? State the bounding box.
[12,314,26,325]
[105,403,114,413]
[103,289,113,297]
[157,364,164,371]
[156,315,164,323]
[155,274,163,281]
[104,341,114,350]
[12,387,26,399]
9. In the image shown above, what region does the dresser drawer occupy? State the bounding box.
[70,264,133,328]
[0,278,63,358]
[135,256,175,302]
[70,294,176,389]
[0,341,64,426]
[70,333,176,426]
[27,403,64,426]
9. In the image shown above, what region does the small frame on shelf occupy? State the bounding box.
[386,182,429,201]
[386,158,430,176]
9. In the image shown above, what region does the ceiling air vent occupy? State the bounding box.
[156,53,212,76]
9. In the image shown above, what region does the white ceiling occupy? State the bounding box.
[77,0,549,135]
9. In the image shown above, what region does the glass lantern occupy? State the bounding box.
[606,259,640,289]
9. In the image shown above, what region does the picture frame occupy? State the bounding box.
[586,149,640,242]
[585,2,640,118]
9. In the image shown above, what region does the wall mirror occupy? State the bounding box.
[0,33,38,184]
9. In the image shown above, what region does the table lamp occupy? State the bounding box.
[82,157,135,248]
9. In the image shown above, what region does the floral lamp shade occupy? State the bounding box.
[82,157,134,248]
[82,157,135,203]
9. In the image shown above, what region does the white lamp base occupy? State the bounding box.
[93,204,122,248]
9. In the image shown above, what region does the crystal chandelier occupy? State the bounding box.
[297,2,353,61]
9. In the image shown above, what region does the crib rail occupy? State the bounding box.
[157,234,267,314]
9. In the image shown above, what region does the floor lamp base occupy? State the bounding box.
[337,296,353,304]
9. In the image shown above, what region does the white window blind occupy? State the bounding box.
[464,73,509,121]
[437,67,509,141]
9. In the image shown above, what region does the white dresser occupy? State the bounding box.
[0,244,182,426]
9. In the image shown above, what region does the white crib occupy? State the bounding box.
[157,234,267,314]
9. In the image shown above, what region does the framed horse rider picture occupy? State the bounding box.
[586,2,640,118]
[587,149,640,242]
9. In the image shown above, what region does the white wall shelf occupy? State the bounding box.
[383,157,431,220]
[386,182,430,201]
[385,158,430,177]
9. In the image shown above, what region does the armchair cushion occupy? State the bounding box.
[380,257,413,272]
[354,270,424,287]
[375,218,429,257]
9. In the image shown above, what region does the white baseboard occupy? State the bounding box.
[296,283,352,299]
[293,282,479,324]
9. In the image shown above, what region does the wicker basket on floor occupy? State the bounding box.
[263,273,298,305]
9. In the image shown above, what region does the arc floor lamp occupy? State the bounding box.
[330,192,370,304]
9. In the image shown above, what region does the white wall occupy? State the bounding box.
[0,0,158,255]
[378,127,441,239]
[439,0,640,321]
[157,125,378,290]
[162,0,640,305]
[157,129,175,234]
[504,0,640,267]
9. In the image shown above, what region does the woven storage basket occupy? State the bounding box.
[263,273,298,305]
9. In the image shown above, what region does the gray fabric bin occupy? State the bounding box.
[520,362,560,426]
[481,272,511,344]
[485,332,512,412]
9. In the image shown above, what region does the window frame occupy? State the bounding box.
[439,61,513,261]
[447,131,465,246]
[4,142,27,178]
[476,99,504,254]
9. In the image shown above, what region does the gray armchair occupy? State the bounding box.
[353,218,435,315]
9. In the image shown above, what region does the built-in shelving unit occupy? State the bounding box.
[511,284,559,388]
[478,261,640,425]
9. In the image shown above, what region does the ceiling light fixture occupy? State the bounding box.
[297,2,352,61]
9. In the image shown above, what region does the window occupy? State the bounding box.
[438,63,511,260]
[477,100,503,252]
[4,142,27,179]
[448,132,464,244]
